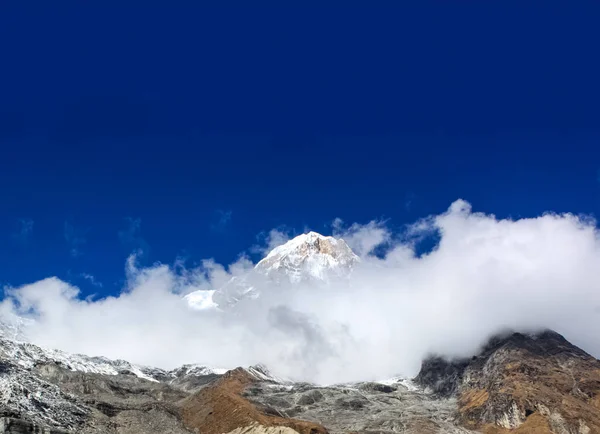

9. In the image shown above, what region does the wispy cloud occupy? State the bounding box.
[332,218,390,257]
[251,228,291,255]
[80,273,103,288]
[64,222,87,258]
[404,192,415,211]
[12,218,34,246]
[119,218,149,255]
[211,210,232,232]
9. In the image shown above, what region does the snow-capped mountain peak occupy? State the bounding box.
[186,232,359,310]
[255,231,358,283]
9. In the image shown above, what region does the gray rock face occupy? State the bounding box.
[244,381,477,434]
[414,357,470,398]
[2,330,598,433]
[414,330,600,433]
[0,417,69,434]
[0,333,479,434]
[0,360,89,430]
[0,337,222,433]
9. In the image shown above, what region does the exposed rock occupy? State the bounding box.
[254,232,359,284]
[295,390,323,406]
[2,327,600,434]
[163,364,224,392]
[0,360,89,431]
[357,382,397,394]
[415,330,600,433]
[414,356,469,397]
[179,368,328,434]
[225,424,302,434]
[0,417,69,434]
[245,379,476,434]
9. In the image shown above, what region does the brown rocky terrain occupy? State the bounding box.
[0,348,328,434]
[415,330,600,433]
[1,330,600,433]
[180,368,328,434]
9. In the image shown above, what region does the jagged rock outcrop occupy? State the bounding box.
[179,368,328,434]
[0,360,89,431]
[0,335,222,433]
[414,356,469,397]
[244,377,476,434]
[0,336,327,433]
[0,334,226,385]
[415,330,600,433]
[0,417,69,434]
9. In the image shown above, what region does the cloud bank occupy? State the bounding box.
[2,199,600,384]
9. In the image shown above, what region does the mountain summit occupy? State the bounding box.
[186,232,359,310]
[255,231,359,283]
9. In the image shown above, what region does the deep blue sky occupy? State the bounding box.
[1,3,599,297]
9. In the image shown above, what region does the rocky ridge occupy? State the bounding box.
[415,330,600,433]
[0,330,599,433]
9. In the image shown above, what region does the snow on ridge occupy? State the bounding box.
[0,335,226,383]
[0,337,162,382]
[261,232,337,260]
[245,364,288,384]
[169,363,229,377]
[257,231,358,271]
[376,376,419,391]
[256,231,358,277]
[0,333,413,391]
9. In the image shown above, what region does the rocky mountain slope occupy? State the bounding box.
[243,374,473,434]
[415,331,600,434]
[0,332,227,385]
[0,329,598,433]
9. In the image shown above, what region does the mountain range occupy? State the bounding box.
[0,232,598,433]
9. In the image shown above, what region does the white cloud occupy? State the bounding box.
[251,228,291,255]
[80,273,103,288]
[64,221,87,258]
[333,218,390,257]
[211,210,233,232]
[119,218,149,256]
[2,200,600,385]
